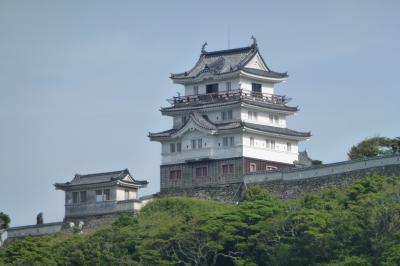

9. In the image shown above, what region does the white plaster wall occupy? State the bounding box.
[241,107,286,127]
[245,53,267,70]
[116,187,138,201]
[242,133,298,164]
[184,79,240,96]
[161,131,242,164]
[239,77,274,94]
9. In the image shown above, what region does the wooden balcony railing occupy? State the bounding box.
[167,89,289,106]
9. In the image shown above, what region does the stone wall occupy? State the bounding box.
[160,155,400,202]
[245,155,400,199]
[6,222,63,241]
[160,182,245,203]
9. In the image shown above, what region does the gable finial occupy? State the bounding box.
[201,42,208,54]
[250,35,257,48]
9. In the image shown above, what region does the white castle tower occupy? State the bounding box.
[149,37,310,192]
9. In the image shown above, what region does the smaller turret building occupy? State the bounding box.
[55,169,148,219]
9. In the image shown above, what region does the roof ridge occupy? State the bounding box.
[78,169,127,178]
[202,45,255,56]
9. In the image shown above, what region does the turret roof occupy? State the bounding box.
[54,169,148,190]
[149,112,310,140]
[170,41,288,82]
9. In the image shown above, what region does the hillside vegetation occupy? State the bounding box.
[2,175,400,266]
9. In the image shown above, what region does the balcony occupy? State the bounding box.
[167,89,289,107]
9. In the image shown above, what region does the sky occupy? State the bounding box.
[0,0,399,227]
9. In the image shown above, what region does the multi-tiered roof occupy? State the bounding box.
[170,39,288,83]
[149,39,311,141]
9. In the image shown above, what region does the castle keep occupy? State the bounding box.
[149,38,311,194]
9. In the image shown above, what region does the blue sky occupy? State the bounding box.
[1,0,399,226]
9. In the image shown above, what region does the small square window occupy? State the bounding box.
[250,163,257,172]
[223,137,228,147]
[124,189,129,200]
[226,81,231,91]
[72,192,79,204]
[103,189,110,201]
[287,142,292,152]
[197,139,203,148]
[191,139,197,149]
[228,110,233,120]
[80,191,87,203]
[170,143,175,153]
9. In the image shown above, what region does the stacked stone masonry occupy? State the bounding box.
[161,155,400,201]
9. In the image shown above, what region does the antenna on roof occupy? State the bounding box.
[228,24,231,49]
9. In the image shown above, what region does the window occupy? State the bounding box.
[265,139,271,149]
[96,190,103,202]
[223,136,229,147]
[287,142,292,152]
[250,163,257,172]
[170,170,182,180]
[222,164,234,175]
[96,189,110,202]
[226,81,231,91]
[228,110,233,120]
[229,136,234,146]
[104,189,110,201]
[271,140,276,150]
[177,142,182,152]
[206,83,218,94]
[195,166,208,177]
[80,191,87,203]
[248,111,258,121]
[269,114,279,124]
[191,139,197,149]
[252,83,262,93]
[170,143,176,153]
[250,137,255,146]
[221,110,233,121]
[193,85,199,95]
[72,192,79,204]
[197,139,203,148]
[266,166,278,171]
[124,189,129,200]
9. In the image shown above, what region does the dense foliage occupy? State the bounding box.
[348,137,400,160]
[2,175,400,265]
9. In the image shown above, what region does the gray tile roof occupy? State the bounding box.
[149,112,311,140]
[243,122,311,138]
[161,98,298,114]
[54,169,148,189]
[170,45,287,80]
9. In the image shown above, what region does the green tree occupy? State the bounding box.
[348,137,396,160]
[0,212,10,247]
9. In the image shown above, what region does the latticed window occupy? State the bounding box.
[170,143,175,153]
[72,192,79,204]
[287,142,292,152]
[170,170,182,180]
[80,191,87,203]
[222,164,234,175]
[250,163,257,172]
[195,166,208,177]
[250,137,255,146]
